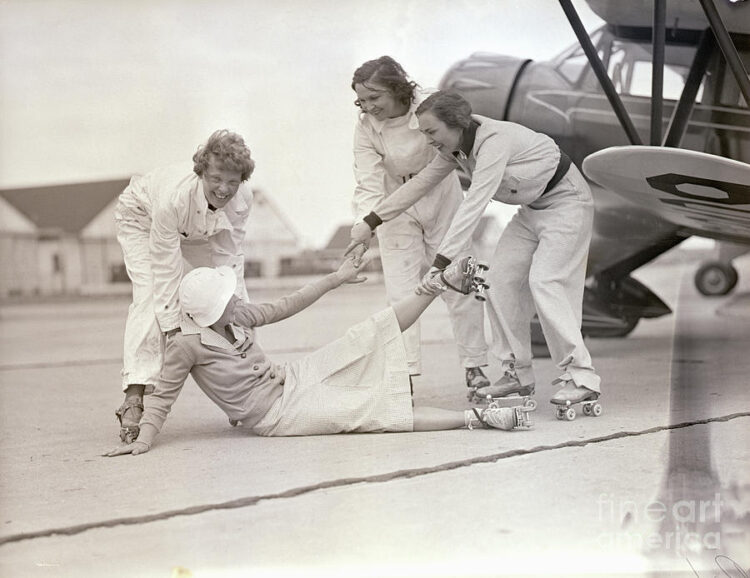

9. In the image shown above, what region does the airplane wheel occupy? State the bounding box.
[694,262,738,296]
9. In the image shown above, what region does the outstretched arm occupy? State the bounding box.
[233,258,366,328]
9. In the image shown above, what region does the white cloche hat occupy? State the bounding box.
[179,266,237,327]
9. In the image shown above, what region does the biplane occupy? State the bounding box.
[438,0,750,348]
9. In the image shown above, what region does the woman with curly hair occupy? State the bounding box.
[113,129,255,445]
[349,56,489,393]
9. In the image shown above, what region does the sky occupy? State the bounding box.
[0,0,602,247]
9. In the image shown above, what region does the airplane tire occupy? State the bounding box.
[694,262,738,296]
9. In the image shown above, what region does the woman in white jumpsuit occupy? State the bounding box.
[349,91,601,406]
[350,56,489,390]
[113,130,255,443]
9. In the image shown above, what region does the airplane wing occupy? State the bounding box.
[583,146,750,244]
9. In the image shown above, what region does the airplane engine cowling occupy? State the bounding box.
[438,53,532,121]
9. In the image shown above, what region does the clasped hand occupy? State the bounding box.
[344,221,373,267]
[415,267,446,295]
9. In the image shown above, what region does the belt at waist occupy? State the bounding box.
[543,150,572,194]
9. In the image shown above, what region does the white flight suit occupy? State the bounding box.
[353,100,488,375]
[114,162,252,393]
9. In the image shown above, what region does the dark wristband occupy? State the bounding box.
[432,254,452,270]
[363,211,383,230]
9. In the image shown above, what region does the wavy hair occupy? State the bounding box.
[193,130,255,181]
[351,56,417,106]
[416,91,473,129]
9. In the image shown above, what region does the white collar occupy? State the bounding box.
[180,314,247,350]
[365,99,420,134]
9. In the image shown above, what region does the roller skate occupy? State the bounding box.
[440,256,490,301]
[465,366,490,391]
[467,403,535,431]
[550,379,602,421]
[468,367,537,411]
[115,397,144,444]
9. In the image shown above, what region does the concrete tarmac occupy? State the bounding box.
[0,249,748,578]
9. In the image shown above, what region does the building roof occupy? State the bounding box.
[248,188,301,245]
[0,179,129,235]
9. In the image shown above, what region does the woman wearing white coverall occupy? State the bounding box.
[350,56,489,390]
[114,129,254,443]
[348,91,601,406]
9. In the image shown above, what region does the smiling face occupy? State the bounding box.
[201,156,243,209]
[417,111,463,154]
[354,81,409,122]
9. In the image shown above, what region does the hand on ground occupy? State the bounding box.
[102,441,150,457]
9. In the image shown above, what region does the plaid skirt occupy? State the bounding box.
[252,307,414,436]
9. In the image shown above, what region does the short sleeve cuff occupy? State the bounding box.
[432,254,452,270]
[363,211,383,230]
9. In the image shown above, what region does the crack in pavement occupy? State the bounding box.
[1,412,748,547]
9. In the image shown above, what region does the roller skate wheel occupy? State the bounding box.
[524,398,538,411]
[556,408,565,420]
[478,264,489,271]
[564,408,576,421]
[582,404,592,416]
[474,294,486,302]
[591,403,602,417]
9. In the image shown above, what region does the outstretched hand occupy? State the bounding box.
[102,441,150,457]
[336,255,368,284]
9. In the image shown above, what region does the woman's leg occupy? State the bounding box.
[412,405,533,431]
[483,215,538,387]
[527,170,600,395]
[377,215,426,375]
[422,186,488,372]
[115,217,164,442]
[413,406,466,430]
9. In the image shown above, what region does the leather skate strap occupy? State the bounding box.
[472,408,487,428]
[439,270,463,294]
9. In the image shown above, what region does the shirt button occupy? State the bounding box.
[253,364,260,371]
[241,353,246,358]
